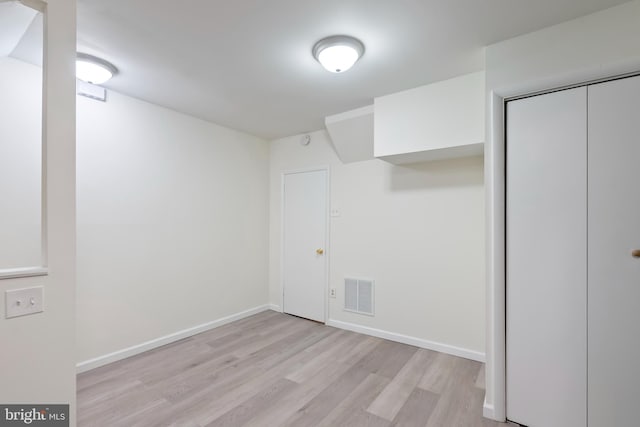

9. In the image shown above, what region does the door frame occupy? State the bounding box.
[280,165,330,323]
[486,68,640,421]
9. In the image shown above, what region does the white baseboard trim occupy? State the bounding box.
[483,400,496,420]
[268,304,282,312]
[326,319,485,363]
[76,304,270,373]
[482,397,506,422]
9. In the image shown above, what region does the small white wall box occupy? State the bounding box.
[77,80,107,102]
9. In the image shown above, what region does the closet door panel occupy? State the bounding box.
[506,87,587,427]
[588,75,640,426]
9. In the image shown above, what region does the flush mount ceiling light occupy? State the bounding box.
[76,53,118,84]
[312,35,365,73]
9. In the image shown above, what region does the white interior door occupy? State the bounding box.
[506,87,587,427]
[588,75,640,426]
[282,169,327,322]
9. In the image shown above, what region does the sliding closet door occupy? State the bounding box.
[506,87,587,427]
[588,75,640,426]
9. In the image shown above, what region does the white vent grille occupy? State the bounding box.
[344,278,374,316]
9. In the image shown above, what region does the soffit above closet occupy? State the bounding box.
[71,0,629,139]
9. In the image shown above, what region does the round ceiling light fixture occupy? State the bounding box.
[76,53,118,84]
[312,35,364,73]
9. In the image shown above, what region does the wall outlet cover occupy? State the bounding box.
[5,286,44,318]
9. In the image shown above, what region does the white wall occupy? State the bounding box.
[270,130,485,359]
[0,0,78,423]
[486,1,640,95]
[0,57,42,269]
[484,0,640,420]
[76,90,269,364]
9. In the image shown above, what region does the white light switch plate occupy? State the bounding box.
[5,286,44,318]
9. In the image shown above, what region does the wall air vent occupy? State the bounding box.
[344,277,374,316]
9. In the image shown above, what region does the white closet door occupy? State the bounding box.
[282,169,327,323]
[506,87,587,427]
[588,75,640,426]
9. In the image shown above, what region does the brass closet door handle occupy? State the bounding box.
[632,249,640,258]
[316,248,324,255]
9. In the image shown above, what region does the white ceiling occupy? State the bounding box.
[76,0,630,139]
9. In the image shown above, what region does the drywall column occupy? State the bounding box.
[0,0,77,423]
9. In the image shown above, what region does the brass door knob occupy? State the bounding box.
[632,249,640,258]
[316,248,324,255]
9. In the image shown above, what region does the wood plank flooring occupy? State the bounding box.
[77,311,512,426]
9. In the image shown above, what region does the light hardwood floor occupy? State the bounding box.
[78,311,511,426]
